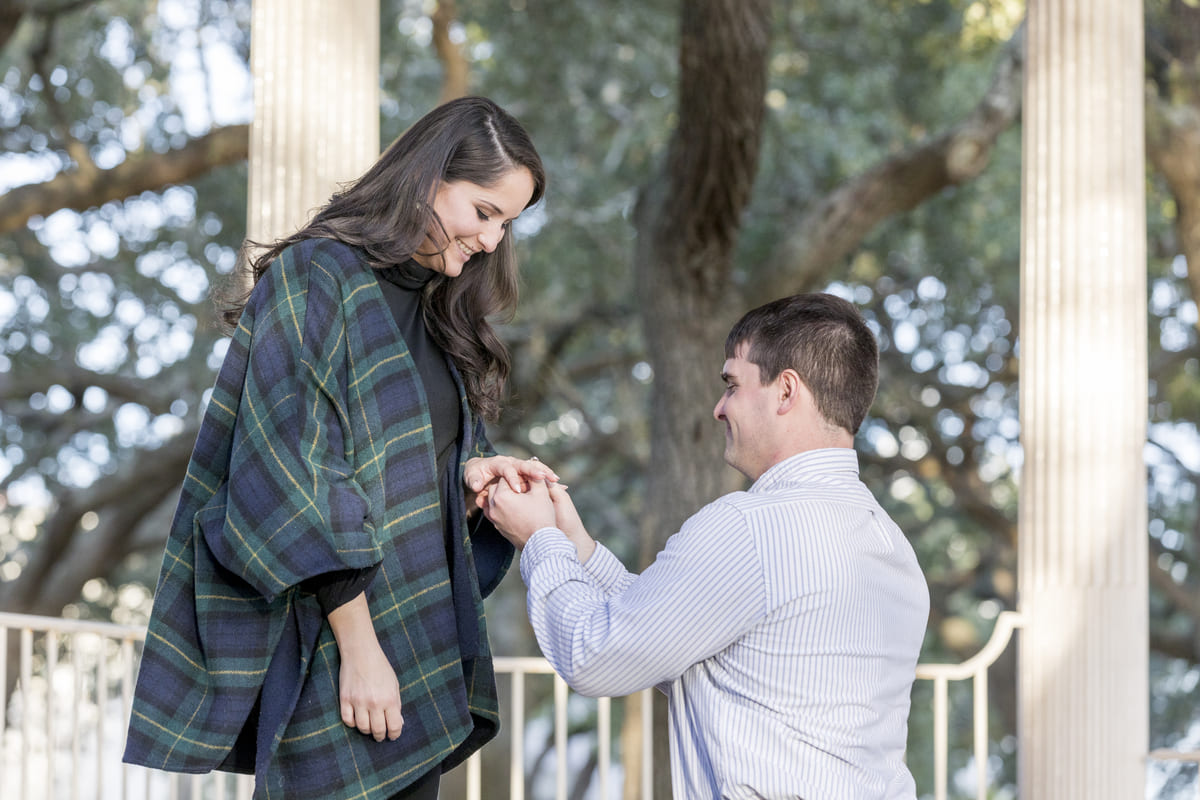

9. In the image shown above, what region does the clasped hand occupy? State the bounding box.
[482,478,558,548]
[464,454,563,549]
[480,471,596,561]
[464,454,558,496]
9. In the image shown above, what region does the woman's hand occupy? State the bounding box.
[465,455,559,504]
[327,593,403,741]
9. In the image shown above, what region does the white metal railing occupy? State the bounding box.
[1148,749,1200,800]
[7,608,1186,799]
[0,613,148,800]
[464,657,654,800]
[914,610,1024,800]
[0,612,652,800]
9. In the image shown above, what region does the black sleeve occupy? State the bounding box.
[304,563,382,616]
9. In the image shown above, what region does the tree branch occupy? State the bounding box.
[1,0,100,52]
[432,0,469,103]
[0,427,197,615]
[1149,538,1200,619]
[0,124,249,234]
[0,361,184,413]
[759,22,1025,299]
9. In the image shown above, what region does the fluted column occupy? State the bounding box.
[1018,1,1148,798]
[248,0,380,244]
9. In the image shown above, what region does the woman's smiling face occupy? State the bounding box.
[413,167,536,277]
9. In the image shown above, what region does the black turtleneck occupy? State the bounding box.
[311,259,462,614]
[373,260,461,475]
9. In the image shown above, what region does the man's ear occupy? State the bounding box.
[777,369,804,414]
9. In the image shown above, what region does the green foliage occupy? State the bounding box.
[1,1,1198,796]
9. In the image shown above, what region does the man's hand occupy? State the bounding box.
[548,483,597,562]
[483,478,558,549]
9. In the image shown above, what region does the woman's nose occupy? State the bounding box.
[478,222,506,253]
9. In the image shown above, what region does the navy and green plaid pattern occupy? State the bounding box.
[124,239,513,799]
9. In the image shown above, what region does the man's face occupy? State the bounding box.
[713,343,779,480]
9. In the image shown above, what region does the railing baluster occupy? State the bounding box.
[932,676,948,800]
[554,673,568,800]
[120,637,134,800]
[238,770,254,800]
[597,696,610,800]
[0,623,7,772]
[974,669,988,800]
[510,666,525,800]
[46,630,58,798]
[96,636,107,800]
[466,747,481,799]
[20,626,32,800]
[641,688,653,800]
[71,637,82,800]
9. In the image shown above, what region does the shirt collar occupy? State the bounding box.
[377,258,435,291]
[749,448,861,494]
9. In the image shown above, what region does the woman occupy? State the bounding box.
[124,97,554,800]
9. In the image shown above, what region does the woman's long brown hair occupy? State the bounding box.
[218,97,546,421]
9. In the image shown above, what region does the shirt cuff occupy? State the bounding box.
[522,526,615,591]
[520,527,576,579]
[581,542,628,593]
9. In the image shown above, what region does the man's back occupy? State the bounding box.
[483,292,927,799]
[666,449,928,799]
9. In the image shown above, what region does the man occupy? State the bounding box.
[478,293,930,799]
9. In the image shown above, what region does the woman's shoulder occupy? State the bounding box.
[252,239,377,305]
[246,238,377,325]
[277,237,370,277]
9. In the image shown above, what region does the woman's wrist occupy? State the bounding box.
[327,593,379,655]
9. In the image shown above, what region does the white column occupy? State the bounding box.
[1018,1,1148,798]
[248,0,380,243]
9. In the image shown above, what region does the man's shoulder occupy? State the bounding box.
[711,481,860,512]
[695,490,755,518]
[702,478,889,538]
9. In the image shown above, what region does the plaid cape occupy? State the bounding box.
[123,239,514,799]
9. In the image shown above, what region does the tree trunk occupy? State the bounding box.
[630,0,772,795]
[1146,0,1200,330]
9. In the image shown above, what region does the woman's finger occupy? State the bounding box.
[370,708,388,742]
[385,704,404,741]
[356,708,373,737]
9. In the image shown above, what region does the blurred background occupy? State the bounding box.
[0,0,1197,797]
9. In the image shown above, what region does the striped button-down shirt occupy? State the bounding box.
[520,448,929,799]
